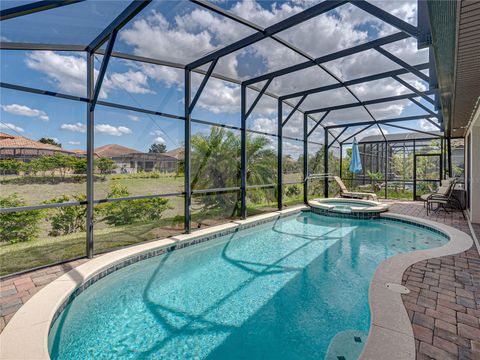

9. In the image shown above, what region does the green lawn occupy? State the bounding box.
[1,173,184,205]
[0,218,184,276]
[0,174,185,275]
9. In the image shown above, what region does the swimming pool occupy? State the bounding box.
[48,211,447,360]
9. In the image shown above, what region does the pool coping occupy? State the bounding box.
[309,198,390,219]
[0,207,473,359]
[0,206,306,360]
[359,212,473,360]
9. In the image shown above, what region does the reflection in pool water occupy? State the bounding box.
[49,211,447,360]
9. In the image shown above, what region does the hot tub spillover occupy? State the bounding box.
[309,198,390,218]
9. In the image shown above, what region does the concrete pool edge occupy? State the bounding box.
[0,206,306,360]
[0,207,472,359]
[359,212,473,360]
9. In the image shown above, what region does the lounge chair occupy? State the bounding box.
[420,178,454,207]
[426,178,465,218]
[333,176,378,201]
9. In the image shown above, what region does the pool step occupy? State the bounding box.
[324,330,368,360]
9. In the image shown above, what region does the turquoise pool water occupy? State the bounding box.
[49,211,447,360]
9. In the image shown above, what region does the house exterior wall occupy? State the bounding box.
[110,154,178,174]
[466,105,480,224]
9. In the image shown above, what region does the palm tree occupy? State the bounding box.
[190,127,277,216]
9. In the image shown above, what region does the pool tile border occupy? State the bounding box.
[0,206,472,360]
[310,206,382,219]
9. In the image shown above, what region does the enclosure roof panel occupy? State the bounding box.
[359,130,442,143]
[0,1,133,46]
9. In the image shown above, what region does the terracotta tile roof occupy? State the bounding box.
[71,149,86,155]
[94,144,142,158]
[164,147,184,160]
[0,132,71,152]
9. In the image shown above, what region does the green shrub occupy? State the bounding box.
[140,197,170,221]
[0,159,22,175]
[72,158,87,174]
[99,184,170,226]
[45,194,87,236]
[95,157,117,174]
[0,194,42,244]
[0,175,87,185]
[285,184,301,198]
[110,171,174,180]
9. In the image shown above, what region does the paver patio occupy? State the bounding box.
[1,201,479,360]
[389,201,480,360]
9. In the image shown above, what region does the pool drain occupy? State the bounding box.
[385,282,410,294]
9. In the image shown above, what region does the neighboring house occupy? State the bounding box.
[164,147,184,161]
[0,132,82,160]
[94,144,179,173]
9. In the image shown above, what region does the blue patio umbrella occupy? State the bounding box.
[349,137,362,174]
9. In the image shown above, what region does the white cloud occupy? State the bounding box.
[128,115,140,122]
[26,51,87,96]
[0,122,24,133]
[194,78,241,114]
[250,116,277,134]
[150,130,164,136]
[67,141,81,145]
[118,0,421,119]
[21,0,426,126]
[154,136,165,144]
[120,9,250,77]
[61,122,86,133]
[419,119,437,131]
[95,124,132,136]
[108,70,153,95]
[1,104,49,121]
[25,51,153,98]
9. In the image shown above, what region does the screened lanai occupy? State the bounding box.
[0,0,454,275]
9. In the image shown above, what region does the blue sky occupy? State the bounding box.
[0,0,438,157]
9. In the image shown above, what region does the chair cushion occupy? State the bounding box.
[420,194,431,201]
[436,186,450,196]
[440,179,451,187]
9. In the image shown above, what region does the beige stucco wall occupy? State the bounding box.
[466,105,480,224]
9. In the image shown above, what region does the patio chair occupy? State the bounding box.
[426,178,465,218]
[333,176,378,201]
[420,178,454,207]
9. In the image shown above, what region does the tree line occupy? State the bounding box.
[0,155,118,178]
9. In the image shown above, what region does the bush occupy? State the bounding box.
[140,197,170,221]
[0,194,42,244]
[72,158,87,174]
[99,184,170,226]
[45,194,87,236]
[0,159,22,175]
[285,184,301,198]
[96,157,117,174]
[110,171,174,180]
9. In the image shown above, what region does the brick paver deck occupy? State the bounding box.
[0,259,88,332]
[1,201,479,360]
[389,201,480,360]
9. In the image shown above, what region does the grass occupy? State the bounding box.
[0,218,184,276]
[0,173,184,205]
